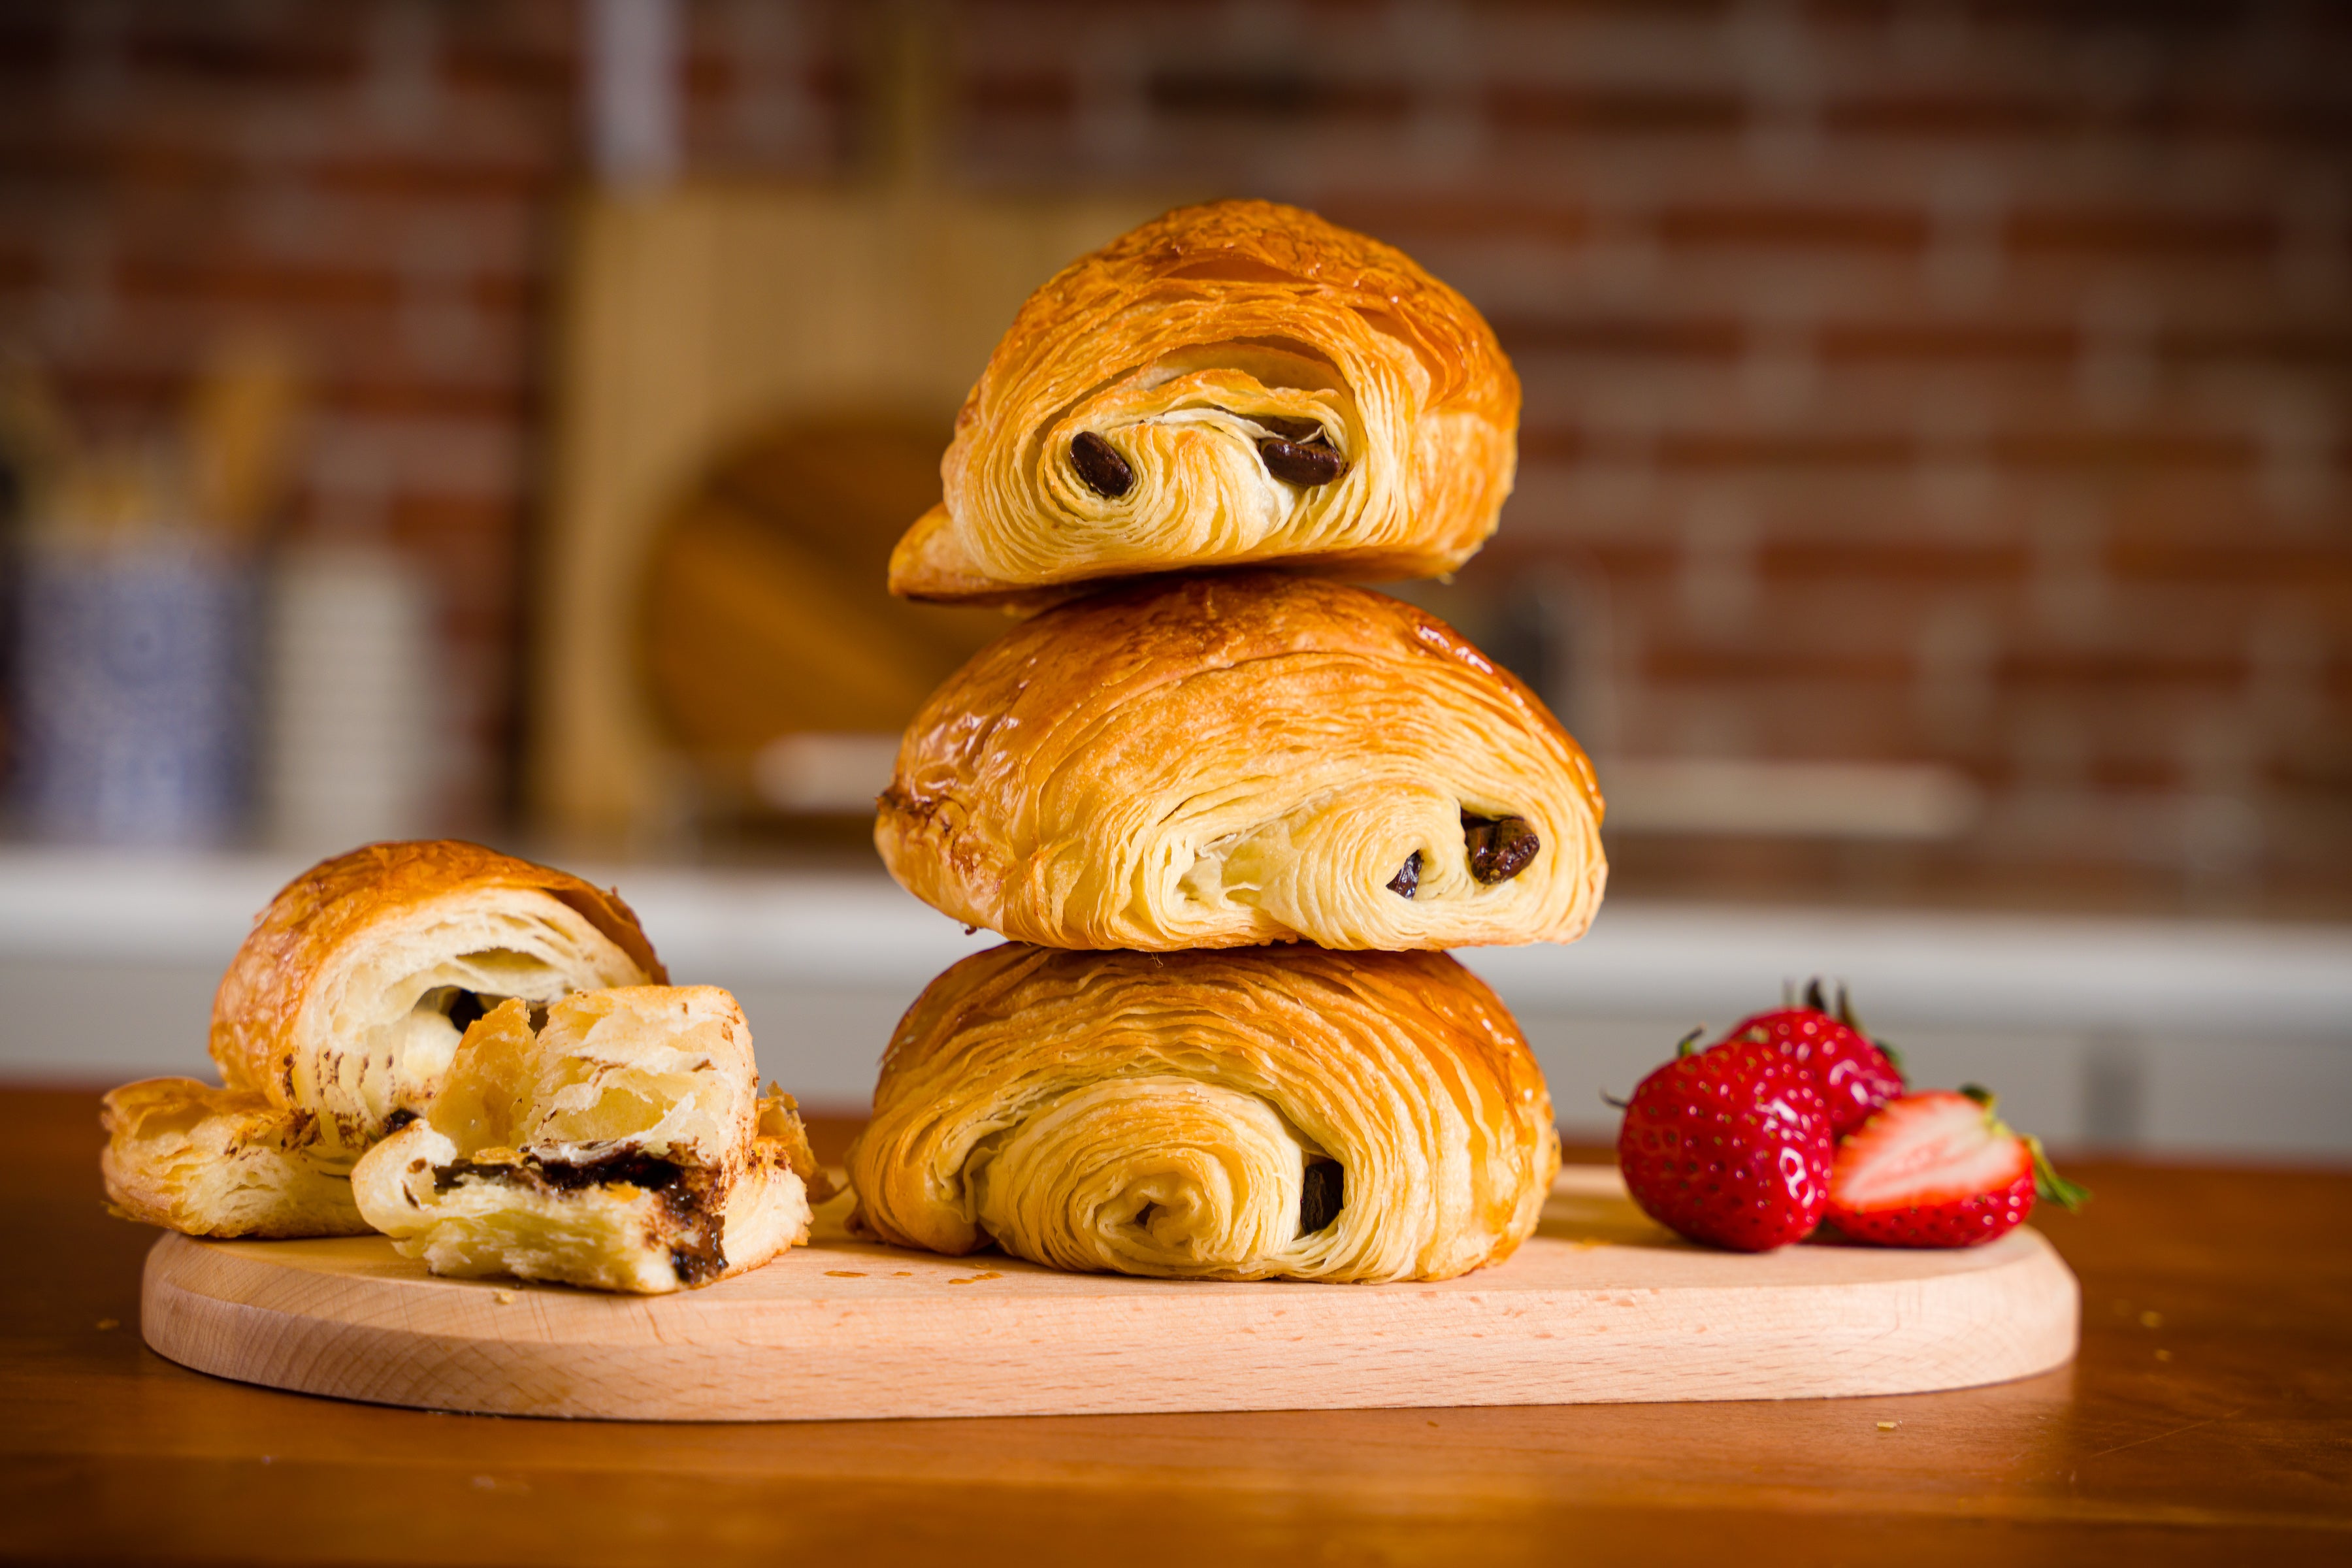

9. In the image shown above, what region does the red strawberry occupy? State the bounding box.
[1723,979,1905,1138]
[1826,1086,2089,1248]
[1616,1032,1835,1252]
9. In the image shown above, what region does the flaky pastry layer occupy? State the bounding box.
[877,572,1605,951]
[849,944,1559,1282]
[101,1079,368,1238]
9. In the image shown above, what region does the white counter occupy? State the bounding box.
[6,847,2347,1158]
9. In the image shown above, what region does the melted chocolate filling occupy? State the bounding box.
[445,990,493,1035]
[382,1108,419,1134]
[1387,851,1422,898]
[1070,431,1134,498]
[1299,1161,1345,1236]
[1463,813,1541,884]
[431,1149,728,1285]
[1258,438,1347,487]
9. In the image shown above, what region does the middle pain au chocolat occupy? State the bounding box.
[876,572,1607,952]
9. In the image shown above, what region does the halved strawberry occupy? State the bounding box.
[1723,979,1905,1138]
[1825,1086,2089,1248]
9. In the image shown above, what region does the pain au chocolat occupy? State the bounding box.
[876,572,1606,951]
[351,988,817,1294]
[887,199,1520,604]
[101,840,664,1238]
[848,944,1558,1282]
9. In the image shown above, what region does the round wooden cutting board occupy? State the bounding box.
[140,1166,2078,1422]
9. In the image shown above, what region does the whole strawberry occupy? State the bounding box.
[1723,979,1905,1138]
[1617,1033,1835,1252]
[1827,1086,2089,1248]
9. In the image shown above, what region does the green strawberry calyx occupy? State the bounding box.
[1799,977,1907,1077]
[2027,1135,2091,1211]
[1958,1083,2091,1211]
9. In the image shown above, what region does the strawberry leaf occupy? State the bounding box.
[2026,1135,2090,1211]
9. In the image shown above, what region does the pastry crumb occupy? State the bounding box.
[1876,1420,1899,1431]
[95,1318,119,1331]
[493,1289,516,1305]
[2139,1309,2163,1328]
[824,1271,866,1278]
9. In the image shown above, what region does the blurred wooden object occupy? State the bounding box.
[536,188,1160,845]
[186,333,302,549]
[638,412,1007,804]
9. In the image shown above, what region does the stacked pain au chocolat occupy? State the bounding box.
[847,201,1607,1284]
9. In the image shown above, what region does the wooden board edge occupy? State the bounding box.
[140,1232,2081,1423]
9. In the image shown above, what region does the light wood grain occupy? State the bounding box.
[140,1167,2077,1421]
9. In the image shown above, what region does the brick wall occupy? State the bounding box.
[3,1,2347,913]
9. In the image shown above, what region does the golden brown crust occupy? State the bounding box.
[210,839,666,1111]
[889,199,1520,600]
[848,944,1559,1282]
[876,572,1605,950]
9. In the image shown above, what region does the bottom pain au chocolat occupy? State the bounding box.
[847,945,1559,1283]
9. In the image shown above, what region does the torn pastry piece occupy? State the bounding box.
[888,199,1520,604]
[877,572,1606,951]
[849,945,1559,1283]
[351,988,815,1294]
[101,840,664,1237]
[101,1081,368,1239]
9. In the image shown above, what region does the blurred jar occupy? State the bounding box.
[260,542,441,854]
[10,451,257,846]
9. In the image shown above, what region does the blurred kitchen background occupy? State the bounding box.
[0,0,2346,1155]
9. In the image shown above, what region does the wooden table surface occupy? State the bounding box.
[6,1087,2347,1565]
